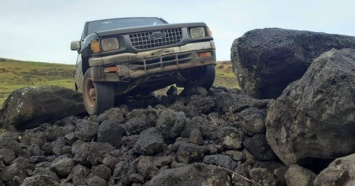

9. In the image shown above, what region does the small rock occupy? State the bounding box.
[176,143,205,164]
[184,97,216,117]
[203,154,237,170]
[231,162,252,186]
[0,160,6,171]
[156,110,187,140]
[87,176,107,186]
[243,149,255,164]
[102,155,119,171]
[285,164,316,186]
[232,151,245,161]
[70,164,90,180]
[44,125,75,142]
[249,168,276,186]
[137,156,158,180]
[124,117,149,136]
[64,133,78,145]
[0,137,21,156]
[181,116,207,138]
[152,156,172,167]
[171,161,186,168]
[50,158,74,177]
[87,142,115,165]
[97,120,125,148]
[188,129,204,145]
[243,134,276,161]
[239,107,266,135]
[30,156,46,164]
[91,164,111,181]
[72,141,90,165]
[0,148,16,165]
[74,119,98,142]
[181,86,208,98]
[206,144,219,154]
[121,135,139,148]
[52,137,67,155]
[133,127,165,156]
[97,107,125,123]
[224,150,236,156]
[27,144,44,156]
[129,173,145,184]
[32,167,59,181]
[222,135,242,150]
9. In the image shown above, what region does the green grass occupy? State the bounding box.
[215,61,240,89]
[0,59,75,107]
[0,58,239,107]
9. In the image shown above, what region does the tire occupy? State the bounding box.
[183,65,215,90]
[83,69,115,115]
[199,64,216,90]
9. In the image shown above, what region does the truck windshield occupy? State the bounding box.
[87,17,167,36]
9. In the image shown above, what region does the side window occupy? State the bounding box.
[81,23,88,41]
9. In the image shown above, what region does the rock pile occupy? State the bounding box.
[0,86,286,186]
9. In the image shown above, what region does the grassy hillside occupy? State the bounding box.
[0,59,239,107]
[0,59,75,106]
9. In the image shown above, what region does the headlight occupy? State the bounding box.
[101,38,119,52]
[190,27,206,39]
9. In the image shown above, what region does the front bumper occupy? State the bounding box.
[89,41,216,82]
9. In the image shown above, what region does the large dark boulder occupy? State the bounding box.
[0,86,85,130]
[231,28,355,99]
[266,49,355,167]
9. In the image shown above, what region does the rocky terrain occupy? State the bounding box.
[0,86,282,186]
[0,28,355,186]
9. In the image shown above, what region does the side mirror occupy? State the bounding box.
[70,41,81,51]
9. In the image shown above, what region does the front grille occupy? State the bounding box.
[129,28,182,50]
[128,53,193,71]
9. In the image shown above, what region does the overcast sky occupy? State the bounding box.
[0,0,354,64]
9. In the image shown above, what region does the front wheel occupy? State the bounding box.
[83,69,115,115]
[181,65,215,90]
[199,64,216,90]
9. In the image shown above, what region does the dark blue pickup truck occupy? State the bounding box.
[70,17,216,115]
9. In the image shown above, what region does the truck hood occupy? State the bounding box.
[96,22,207,37]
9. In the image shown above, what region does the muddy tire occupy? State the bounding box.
[83,69,115,115]
[182,65,215,90]
[199,64,216,90]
